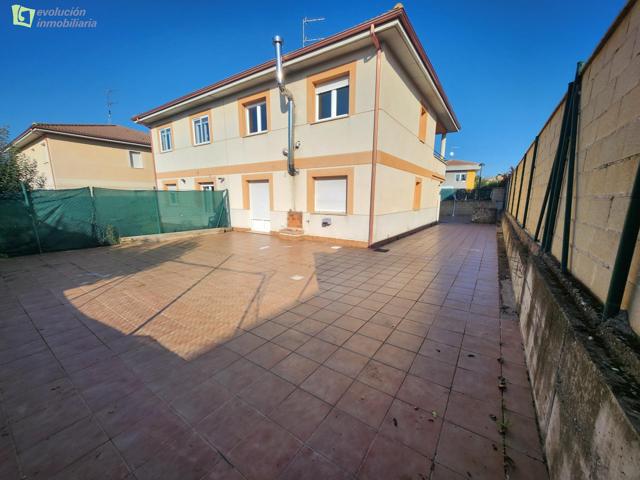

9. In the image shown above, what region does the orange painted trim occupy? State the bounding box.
[237,90,271,137]
[241,173,274,210]
[307,167,354,215]
[413,177,423,210]
[418,105,428,143]
[194,176,216,190]
[378,151,445,182]
[155,151,371,179]
[156,123,174,153]
[306,61,357,124]
[162,179,178,190]
[189,111,213,146]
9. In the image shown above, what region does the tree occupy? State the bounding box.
[0,126,46,193]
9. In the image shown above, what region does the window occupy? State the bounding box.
[314,176,347,214]
[159,127,172,152]
[245,100,268,134]
[455,173,467,182]
[192,114,210,145]
[199,183,214,191]
[316,76,349,121]
[129,151,143,169]
[418,106,427,143]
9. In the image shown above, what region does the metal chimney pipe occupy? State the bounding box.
[273,35,296,177]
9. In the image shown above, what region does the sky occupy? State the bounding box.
[1,0,627,176]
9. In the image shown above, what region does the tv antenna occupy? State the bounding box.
[302,16,325,47]
[106,89,117,124]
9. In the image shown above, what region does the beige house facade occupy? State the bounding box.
[11,124,155,190]
[134,6,460,247]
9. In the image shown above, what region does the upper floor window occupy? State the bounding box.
[418,105,428,143]
[129,151,143,169]
[316,76,349,121]
[246,100,268,135]
[192,114,211,145]
[159,127,172,152]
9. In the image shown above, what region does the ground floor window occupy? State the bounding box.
[455,173,467,182]
[314,176,347,214]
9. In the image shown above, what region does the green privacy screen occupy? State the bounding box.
[0,187,230,257]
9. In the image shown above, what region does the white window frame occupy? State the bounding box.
[129,151,143,169]
[200,183,214,191]
[192,115,210,145]
[245,100,267,135]
[159,127,172,152]
[315,76,349,122]
[455,173,467,182]
[314,176,347,214]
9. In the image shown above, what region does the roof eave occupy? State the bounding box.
[10,128,150,150]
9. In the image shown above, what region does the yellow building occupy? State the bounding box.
[11,123,156,190]
[442,160,481,190]
[133,6,460,247]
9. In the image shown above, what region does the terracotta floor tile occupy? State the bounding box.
[369,312,401,328]
[373,343,416,371]
[324,348,370,378]
[503,382,538,419]
[333,315,366,332]
[170,379,233,425]
[435,421,503,479]
[396,374,449,414]
[430,462,467,479]
[427,327,463,348]
[358,323,393,341]
[297,338,338,363]
[272,311,305,328]
[271,352,320,384]
[452,367,501,404]
[197,397,263,455]
[380,398,442,457]
[301,366,353,404]
[316,325,353,346]
[343,334,382,357]
[336,381,393,428]
[269,389,331,441]
[357,360,405,396]
[358,434,430,480]
[50,442,130,480]
[246,342,291,369]
[308,409,376,475]
[310,308,343,324]
[504,409,544,459]
[410,354,456,388]
[324,301,354,315]
[457,349,501,377]
[445,390,501,442]
[272,329,311,350]
[238,371,296,414]
[293,318,327,336]
[213,358,266,393]
[225,332,266,356]
[252,321,287,340]
[396,319,429,337]
[279,446,350,480]
[228,417,301,479]
[290,303,320,317]
[386,330,424,352]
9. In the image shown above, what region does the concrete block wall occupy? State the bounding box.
[507,0,640,333]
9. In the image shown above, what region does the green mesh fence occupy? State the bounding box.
[0,187,230,257]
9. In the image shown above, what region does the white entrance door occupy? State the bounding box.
[249,180,271,232]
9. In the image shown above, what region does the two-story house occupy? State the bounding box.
[133,6,460,247]
[10,123,155,190]
[442,160,482,190]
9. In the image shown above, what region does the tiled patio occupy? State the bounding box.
[0,224,547,479]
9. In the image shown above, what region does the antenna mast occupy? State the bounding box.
[106,89,117,124]
[302,16,326,47]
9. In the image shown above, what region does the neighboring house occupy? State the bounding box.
[133,6,460,247]
[10,123,155,190]
[443,160,481,190]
